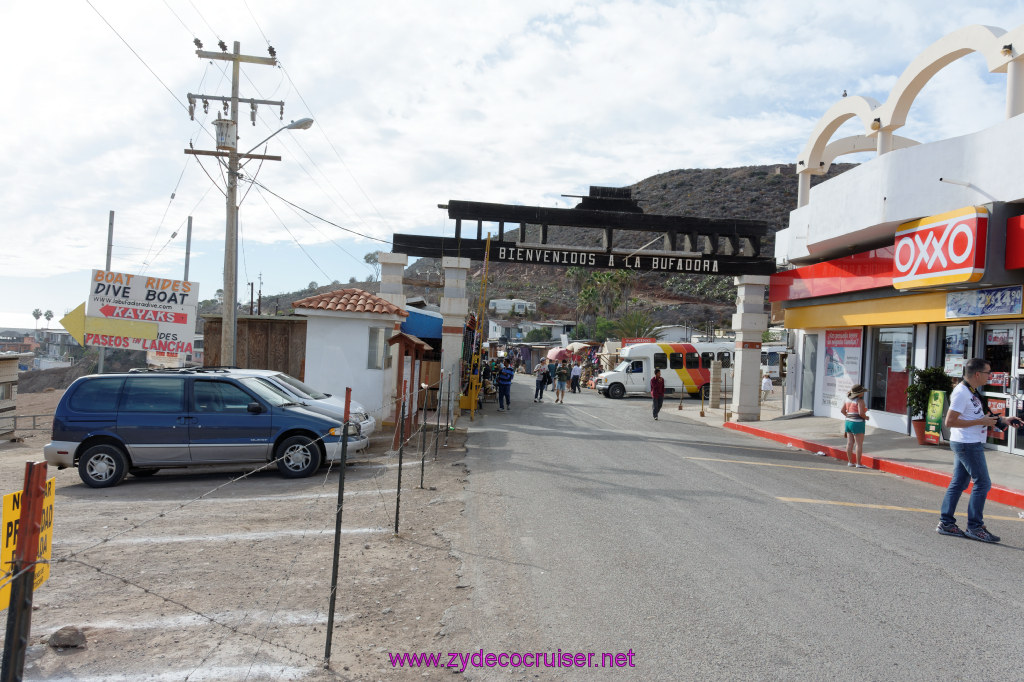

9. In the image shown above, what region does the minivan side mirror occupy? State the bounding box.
[247,402,264,414]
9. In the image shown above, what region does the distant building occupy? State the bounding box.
[0,355,16,438]
[0,331,38,354]
[488,299,536,315]
[34,329,78,360]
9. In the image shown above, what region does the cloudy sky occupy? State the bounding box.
[3,0,1024,330]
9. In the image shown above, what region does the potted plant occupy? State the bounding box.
[905,365,954,444]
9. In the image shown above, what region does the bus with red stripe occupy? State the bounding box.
[594,342,734,399]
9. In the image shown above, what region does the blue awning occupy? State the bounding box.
[401,308,443,339]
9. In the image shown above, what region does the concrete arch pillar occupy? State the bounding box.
[730,275,770,422]
[1007,58,1024,118]
[440,257,471,415]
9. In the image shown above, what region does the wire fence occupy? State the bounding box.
[19,373,464,678]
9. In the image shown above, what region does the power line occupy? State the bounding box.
[252,185,337,284]
[245,178,391,245]
[84,0,189,115]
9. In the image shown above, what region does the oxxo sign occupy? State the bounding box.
[893,206,987,289]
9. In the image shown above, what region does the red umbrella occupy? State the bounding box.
[546,347,569,361]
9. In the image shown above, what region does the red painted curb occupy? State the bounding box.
[723,421,1024,510]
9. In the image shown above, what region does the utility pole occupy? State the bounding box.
[184,41,283,367]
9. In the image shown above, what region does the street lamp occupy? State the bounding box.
[220,116,314,367]
[242,118,315,157]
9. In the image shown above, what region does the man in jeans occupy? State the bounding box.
[533,358,549,403]
[937,357,1024,543]
[496,359,514,412]
[650,368,665,420]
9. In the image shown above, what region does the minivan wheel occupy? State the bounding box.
[275,435,322,478]
[607,383,625,399]
[79,444,129,488]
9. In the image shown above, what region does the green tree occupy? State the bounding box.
[576,286,599,327]
[613,310,664,340]
[524,327,550,342]
[44,310,53,328]
[593,316,618,342]
[364,251,381,281]
[566,266,591,295]
[32,308,42,329]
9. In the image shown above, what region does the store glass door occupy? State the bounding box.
[980,324,1024,456]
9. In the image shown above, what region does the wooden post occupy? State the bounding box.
[2,462,48,681]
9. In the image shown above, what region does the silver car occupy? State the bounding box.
[205,369,376,439]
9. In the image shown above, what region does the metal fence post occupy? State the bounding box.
[394,399,406,535]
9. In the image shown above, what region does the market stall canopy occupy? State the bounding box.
[401,307,443,340]
[547,347,569,361]
[566,342,592,352]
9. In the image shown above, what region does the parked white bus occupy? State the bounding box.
[595,342,734,399]
[760,344,788,383]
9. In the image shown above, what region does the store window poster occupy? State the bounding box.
[823,329,863,408]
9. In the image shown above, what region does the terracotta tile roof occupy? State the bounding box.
[292,289,408,317]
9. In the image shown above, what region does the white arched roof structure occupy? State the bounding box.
[796,23,1024,188]
[778,22,1024,265]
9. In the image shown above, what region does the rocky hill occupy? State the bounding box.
[405,163,853,324]
[247,163,853,327]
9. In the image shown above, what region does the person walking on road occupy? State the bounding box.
[570,361,582,393]
[547,359,558,392]
[937,358,1023,543]
[496,359,515,411]
[533,358,549,403]
[840,384,870,468]
[650,368,665,420]
[760,374,774,403]
[555,360,570,403]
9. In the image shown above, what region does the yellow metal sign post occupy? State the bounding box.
[462,234,492,421]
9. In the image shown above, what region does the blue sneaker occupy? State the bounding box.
[936,522,966,538]
[964,526,1000,543]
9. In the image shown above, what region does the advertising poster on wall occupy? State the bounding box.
[823,329,862,408]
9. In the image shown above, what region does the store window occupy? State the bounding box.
[868,326,913,413]
[939,325,972,379]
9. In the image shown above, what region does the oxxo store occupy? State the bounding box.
[772,203,1024,456]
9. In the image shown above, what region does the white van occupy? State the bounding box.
[595,342,734,399]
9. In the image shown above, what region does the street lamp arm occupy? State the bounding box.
[241,118,315,156]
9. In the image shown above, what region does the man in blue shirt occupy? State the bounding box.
[496,359,515,411]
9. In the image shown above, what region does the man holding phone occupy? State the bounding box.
[937,358,1024,543]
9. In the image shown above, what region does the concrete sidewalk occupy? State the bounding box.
[661,392,1024,511]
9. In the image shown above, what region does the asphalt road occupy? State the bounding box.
[449,376,1024,681]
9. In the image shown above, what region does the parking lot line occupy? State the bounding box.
[777,497,1024,522]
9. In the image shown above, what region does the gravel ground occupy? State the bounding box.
[1,389,471,680]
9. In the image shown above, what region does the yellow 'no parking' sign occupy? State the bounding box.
[0,477,55,610]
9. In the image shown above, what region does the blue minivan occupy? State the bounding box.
[44,371,355,488]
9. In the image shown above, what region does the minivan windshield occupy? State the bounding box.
[273,373,328,400]
[613,361,631,373]
[238,377,293,406]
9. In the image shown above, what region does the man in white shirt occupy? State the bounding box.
[760,374,773,403]
[937,358,1024,543]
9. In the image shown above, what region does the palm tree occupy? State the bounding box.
[613,310,664,340]
[577,286,599,328]
[32,309,42,329]
[44,310,53,328]
[612,270,635,307]
[566,266,591,296]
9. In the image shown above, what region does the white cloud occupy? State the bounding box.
[3,0,1024,328]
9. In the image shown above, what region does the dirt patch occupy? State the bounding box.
[0,399,473,680]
